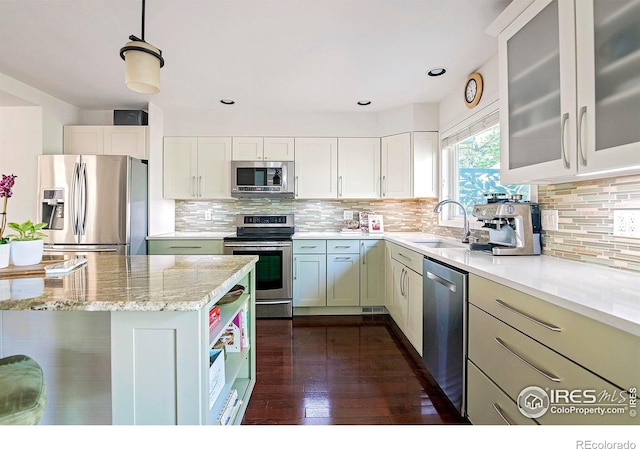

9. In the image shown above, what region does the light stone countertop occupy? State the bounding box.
[0,254,258,312]
[146,232,235,240]
[383,233,640,338]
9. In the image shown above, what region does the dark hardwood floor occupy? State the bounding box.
[242,315,469,425]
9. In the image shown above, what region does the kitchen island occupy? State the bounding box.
[0,254,258,425]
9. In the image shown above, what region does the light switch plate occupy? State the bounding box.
[541,209,558,231]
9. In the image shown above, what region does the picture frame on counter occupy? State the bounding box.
[369,215,384,233]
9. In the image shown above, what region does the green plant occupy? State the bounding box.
[7,220,47,241]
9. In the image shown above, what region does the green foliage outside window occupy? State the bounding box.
[455,124,530,213]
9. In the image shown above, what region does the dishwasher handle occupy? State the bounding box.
[426,270,457,293]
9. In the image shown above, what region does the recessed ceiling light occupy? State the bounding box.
[427,67,447,77]
[220,99,235,105]
[357,100,371,106]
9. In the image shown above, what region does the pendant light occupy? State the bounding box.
[119,0,165,94]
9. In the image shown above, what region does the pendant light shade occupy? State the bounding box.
[120,0,165,94]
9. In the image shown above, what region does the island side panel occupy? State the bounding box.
[111,310,204,425]
[0,310,112,424]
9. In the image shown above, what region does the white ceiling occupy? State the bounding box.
[0,0,510,113]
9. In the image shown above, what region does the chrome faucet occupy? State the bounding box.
[434,199,471,243]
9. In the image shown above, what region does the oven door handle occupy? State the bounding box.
[256,300,292,305]
[224,243,291,249]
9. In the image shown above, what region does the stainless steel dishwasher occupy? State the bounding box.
[422,257,468,416]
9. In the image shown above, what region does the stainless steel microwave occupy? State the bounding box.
[231,161,295,198]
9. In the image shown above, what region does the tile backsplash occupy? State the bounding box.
[176,198,439,233]
[176,173,640,273]
[538,174,640,273]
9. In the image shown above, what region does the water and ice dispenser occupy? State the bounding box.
[41,189,64,230]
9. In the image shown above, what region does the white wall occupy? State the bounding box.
[147,102,174,235]
[378,103,439,136]
[0,106,42,224]
[162,108,381,137]
[0,72,81,154]
[438,55,499,137]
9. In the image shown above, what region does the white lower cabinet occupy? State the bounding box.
[111,271,256,425]
[387,242,423,354]
[360,240,385,307]
[293,240,327,308]
[326,240,360,307]
[293,239,384,310]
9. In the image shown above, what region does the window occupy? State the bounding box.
[440,110,532,227]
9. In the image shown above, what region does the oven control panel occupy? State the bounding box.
[238,214,293,226]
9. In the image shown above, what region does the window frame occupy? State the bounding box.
[438,105,537,230]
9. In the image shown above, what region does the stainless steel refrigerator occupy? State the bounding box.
[37,155,148,255]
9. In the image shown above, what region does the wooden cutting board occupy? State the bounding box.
[0,257,66,278]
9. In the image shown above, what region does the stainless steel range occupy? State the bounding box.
[223,214,294,318]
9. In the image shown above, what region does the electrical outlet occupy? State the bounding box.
[613,209,640,238]
[204,209,212,221]
[541,209,558,231]
[343,211,353,220]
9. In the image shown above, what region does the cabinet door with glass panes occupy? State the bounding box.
[575,0,640,175]
[498,0,578,184]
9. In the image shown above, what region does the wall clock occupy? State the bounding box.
[464,72,483,108]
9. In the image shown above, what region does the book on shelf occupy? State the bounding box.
[218,389,239,425]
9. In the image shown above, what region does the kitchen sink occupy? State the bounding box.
[410,240,467,249]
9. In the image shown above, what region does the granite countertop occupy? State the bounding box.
[0,254,258,312]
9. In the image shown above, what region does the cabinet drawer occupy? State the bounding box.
[467,361,538,425]
[326,240,359,253]
[293,240,326,254]
[389,243,423,274]
[147,239,223,255]
[469,275,639,391]
[468,305,635,425]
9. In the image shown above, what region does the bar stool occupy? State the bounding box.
[0,354,46,425]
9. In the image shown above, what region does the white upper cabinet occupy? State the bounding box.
[64,126,148,160]
[381,132,438,198]
[264,137,295,161]
[337,138,381,199]
[163,136,232,199]
[381,133,412,198]
[197,137,233,198]
[498,0,640,184]
[232,137,264,161]
[575,0,640,175]
[294,137,338,199]
[499,0,577,184]
[232,137,295,161]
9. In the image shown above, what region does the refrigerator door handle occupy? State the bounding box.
[70,162,79,235]
[78,162,88,235]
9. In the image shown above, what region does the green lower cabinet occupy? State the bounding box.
[148,239,223,255]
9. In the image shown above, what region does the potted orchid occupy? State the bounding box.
[0,174,17,268]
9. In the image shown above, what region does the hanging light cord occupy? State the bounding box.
[119,0,164,66]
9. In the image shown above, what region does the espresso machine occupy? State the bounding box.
[471,193,542,256]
